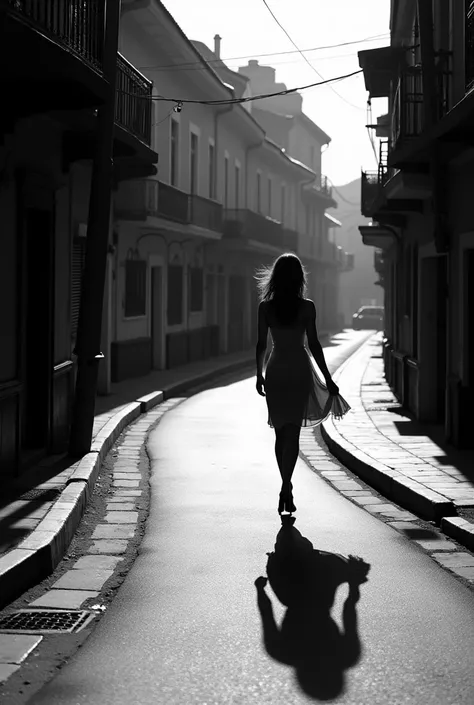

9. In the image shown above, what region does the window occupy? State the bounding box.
[189,267,204,312]
[224,155,229,207]
[170,119,179,187]
[167,265,183,325]
[125,259,147,317]
[281,183,286,224]
[268,177,272,217]
[190,132,198,194]
[208,142,215,199]
[235,164,240,208]
[256,172,261,212]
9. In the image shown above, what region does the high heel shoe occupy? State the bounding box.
[278,486,297,514]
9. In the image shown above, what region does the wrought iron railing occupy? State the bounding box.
[115,53,153,146]
[361,172,381,217]
[7,0,105,70]
[392,58,451,149]
[391,65,423,149]
[466,1,474,91]
[189,195,223,232]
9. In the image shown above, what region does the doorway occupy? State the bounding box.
[151,266,163,369]
[21,208,54,455]
[217,273,226,353]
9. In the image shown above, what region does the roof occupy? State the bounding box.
[263,138,315,175]
[297,111,331,146]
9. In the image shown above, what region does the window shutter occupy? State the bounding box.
[71,238,87,340]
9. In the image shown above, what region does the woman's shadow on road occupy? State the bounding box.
[255,516,371,701]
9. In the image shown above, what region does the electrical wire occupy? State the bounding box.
[260,0,365,111]
[137,33,389,71]
[152,107,175,127]
[119,68,363,106]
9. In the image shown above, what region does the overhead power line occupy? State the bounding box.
[138,33,389,71]
[122,69,363,106]
[260,0,365,111]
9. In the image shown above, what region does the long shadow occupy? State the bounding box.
[255,516,370,701]
[0,455,74,555]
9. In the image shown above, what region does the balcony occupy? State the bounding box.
[391,58,451,156]
[2,0,109,115]
[157,182,189,223]
[361,140,390,217]
[115,180,224,233]
[115,54,153,147]
[189,195,223,232]
[303,174,336,205]
[223,209,288,250]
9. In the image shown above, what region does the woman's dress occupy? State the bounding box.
[264,301,351,430]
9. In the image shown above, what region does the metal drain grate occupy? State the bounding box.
[0,609,95,634]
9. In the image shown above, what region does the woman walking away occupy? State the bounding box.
[254,253,350,515]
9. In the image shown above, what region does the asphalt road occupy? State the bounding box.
[31,332,474,704]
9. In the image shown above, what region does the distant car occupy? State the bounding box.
[352,305,384,331]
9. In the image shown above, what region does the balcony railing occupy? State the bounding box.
[392,59,451,150]
[7,0,104,70]
[157,182,189,223]
[466,2,474,91]
[391,66,423,149]
[114,179,158,219]
[361,171,381,217]
[116,53,153,146]
[115,180,224,232]
[189,195,223,232]
[361,139,390,217]
[224,209,289,249]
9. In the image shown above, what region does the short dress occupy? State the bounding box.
[264,301,351,430]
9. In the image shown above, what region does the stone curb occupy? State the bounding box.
[320,337,474,547]
[0,355,256,610]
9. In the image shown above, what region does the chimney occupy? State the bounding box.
[214,34,221,59]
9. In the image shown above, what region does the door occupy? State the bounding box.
[21,208,54,452]
[217,273,226,353]
[436,255,447,423]
[151,266,163,369]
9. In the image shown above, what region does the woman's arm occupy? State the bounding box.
[256,301,268,378]
[305,300,332,382]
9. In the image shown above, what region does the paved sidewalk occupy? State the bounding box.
[322,334,474,549]
[0,346,260,607]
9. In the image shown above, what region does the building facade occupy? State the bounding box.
[0,1,157,475]
[112,2,353,384]
[359,0,474,448]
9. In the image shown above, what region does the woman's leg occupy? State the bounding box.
[280,423,301,489]
[274,427,285,479]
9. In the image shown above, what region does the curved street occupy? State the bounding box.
[31,334,474,705]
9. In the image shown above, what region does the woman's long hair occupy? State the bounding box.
[254,253,308,325]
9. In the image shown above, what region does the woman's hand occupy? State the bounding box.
[326,378,339,396]
[256,374,266,396]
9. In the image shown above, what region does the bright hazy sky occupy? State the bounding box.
[161,0,390,187]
